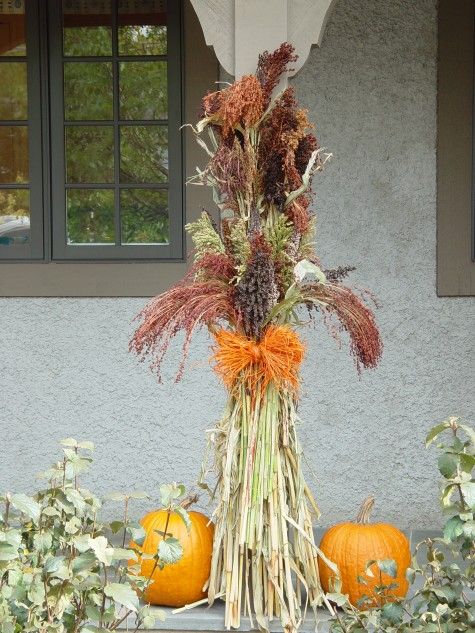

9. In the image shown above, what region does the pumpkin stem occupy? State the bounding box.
[355,495,375,524]
[180,493,199,510]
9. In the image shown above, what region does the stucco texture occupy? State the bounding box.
[0,0,474,529]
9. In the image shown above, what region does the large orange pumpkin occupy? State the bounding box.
[135,508,214,607]
[318,496,410,607]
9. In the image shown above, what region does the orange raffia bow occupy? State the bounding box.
[212,325,305,394]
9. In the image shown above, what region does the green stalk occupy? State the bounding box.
[206,377,324,632]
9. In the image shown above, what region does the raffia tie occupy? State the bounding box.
[212,325,305,394]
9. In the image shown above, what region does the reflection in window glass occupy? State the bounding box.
[121,188,168,244]
[63,0,112,55]
[0,2,26,56]
[67,188,115,244]
[65,126,114,183]
[64,26,112,56]
[118,0,167,56]
[118,24,166,56]
[0,188,30,245]
[0,126,28,183]
[120,125,167,183]
[0,62,27,119]
[64,62,113,120]
[119,61,167,120]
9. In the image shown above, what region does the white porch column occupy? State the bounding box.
[189,0,338,78]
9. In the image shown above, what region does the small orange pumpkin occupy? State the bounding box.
[318,496,410,607]
[135,508,214,607]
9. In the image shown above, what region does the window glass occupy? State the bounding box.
[0,2,30,249]
[64,62,113,120]
[118,0,167,55]
[120,125,168,183]
[0,63,27,119]
[63,0,112,57]
[0,126,28,183]
[65,126,114,183]
[119,61,167,120]
[64,26,112,57]
[0,189,29,245]
[67,188,115,244]
[0,0,26,56]
[120,188,168,244]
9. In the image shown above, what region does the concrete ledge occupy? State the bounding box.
[120,530,442,631]
[123,602,332,632]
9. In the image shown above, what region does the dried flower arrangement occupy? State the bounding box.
[130,43,382,632]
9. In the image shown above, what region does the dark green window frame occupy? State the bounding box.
[1,0,184,263]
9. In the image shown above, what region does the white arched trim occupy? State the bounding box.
[189,0,338,78]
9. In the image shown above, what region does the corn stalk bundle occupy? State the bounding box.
[130,43,382,632]
[207,327,323,631]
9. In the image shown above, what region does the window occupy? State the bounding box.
[0,1,42,259]
[0,0,183,263]
[437,0,475,296]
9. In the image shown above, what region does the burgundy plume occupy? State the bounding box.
[306,283,383,371]
[130,281,239,381]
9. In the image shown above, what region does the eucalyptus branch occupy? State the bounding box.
[122,497,129,549]
[3,494,10,527]
[110,607,133,630]
[327,418,475,632]
[147,506,172,582]
[99,563,108,627]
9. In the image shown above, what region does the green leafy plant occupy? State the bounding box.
[0,439,187,633]
[327,416,475,632]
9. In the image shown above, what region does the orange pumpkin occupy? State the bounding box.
[135,508,214,607]
[318,496,410,607]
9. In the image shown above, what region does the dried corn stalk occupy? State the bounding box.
[131,43,382,632]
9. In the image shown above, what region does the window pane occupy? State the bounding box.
[63,0,112,56]
[121,188,168,244]
[64,62,113,120]
[118,25,166,57]
[0,62,27,119]
[0,126,28,183]
[63,27,112,57]
[65,126,114,183]
[118,0,167,55]
[119,61,167,120]
[67,188,115,244]
[0,188,29,245]
[120,125,167,183]
[0,3,26,56]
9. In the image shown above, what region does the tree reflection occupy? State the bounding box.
[118,24,167,56]
[120,126,168,183]
[67,189,115,244]
[121,188,168,244]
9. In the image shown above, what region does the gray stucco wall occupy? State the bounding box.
[1,0,474,529]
